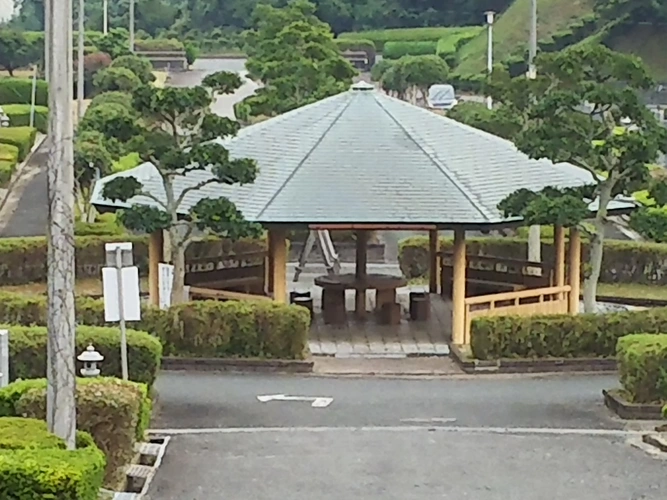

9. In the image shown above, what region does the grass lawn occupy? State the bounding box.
[0,70,34,78]
[596,282,667,301]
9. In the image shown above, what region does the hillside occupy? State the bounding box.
[606,24,667,81]
[456,0,597,75]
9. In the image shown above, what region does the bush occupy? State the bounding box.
[184,42,199,66]
[2,104,48,133]
[75,213,126,236]
[0,126,37,161]
[0,143,18,164]
[93,67,142,93]
[339,27,478,52]
[111,151,142,172]
[134,38,184,51]
[88,90,134,112]
[334,38,376,53]
[110,55,156,85]
[0,77,48,106]
[5,378,150,486]
[617,334,667,404]
[470,308,667,360]
[383,41,437,59]
[3,323,162,387]
[0,417,105,500]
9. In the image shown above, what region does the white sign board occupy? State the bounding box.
[105,242,133,252]
[102,266,142,322]
[158,263,174,310]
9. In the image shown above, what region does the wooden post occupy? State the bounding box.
[554,225,566,287]
[148,230,164,306]
[452,229,466,345]
[355,230,368,318]
[269,229,287,303]
[266,233,275,295]
[428,229,440,294]
[568,227,581,314]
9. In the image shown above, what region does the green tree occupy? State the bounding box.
[0,28,41,76]
[446,102,522,140]
[74,133,114,222]
[101,72,260,304]
[93,67,142,93]
[380,54,449,103]
[494,45,666,312]
[110,55,156,85]
[241,0,356,117]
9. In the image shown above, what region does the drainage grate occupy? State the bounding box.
[135,442,162,456]
[126,464,154,479]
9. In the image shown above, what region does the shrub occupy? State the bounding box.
[617,334,667,404]
[134,38,184,51]
[0,77,48,105]
[78,102,138,142]
[111,151,142,172]
[0,417,105,500]
[3,323,162,387]
[0,143,18,163]
[471,308,667,360]
[334,38,376,53]
[383,41,437,59]
[0,161,15,186]
[435,29,481,67]
[93,67,142,93]
[2,104,48,133]
[0,126,37,161]
[184,42,199,66]
[7,378,150,486]
[75,213,126,236]
[88,90,134,111]
[110,54,156,85]
[339,27,477,52]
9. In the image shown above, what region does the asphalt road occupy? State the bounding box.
[148,373,667,500]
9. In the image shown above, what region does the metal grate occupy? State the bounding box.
[126,464,154,479]
[135,442,162,456]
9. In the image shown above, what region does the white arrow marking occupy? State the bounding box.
[257,394,333,408]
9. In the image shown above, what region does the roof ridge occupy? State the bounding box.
[255,93,356,219]
[373,93,495,221]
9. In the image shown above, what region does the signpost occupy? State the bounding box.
[102,242,141,380]
[158,263,174,310]
[0,330,8,388]
[257,394,334,408]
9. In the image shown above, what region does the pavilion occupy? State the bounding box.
[91,81,634,346]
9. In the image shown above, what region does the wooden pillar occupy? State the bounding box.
[148,230,163,306]
[265,232,275,295]
[554,225,565,288]
[452,228,467,345]
[428,229,440,294]
[268,229,287,303]
[568,227,581,314]
[355,230,368,318]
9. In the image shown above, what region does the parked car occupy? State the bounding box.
[427,84,458,110]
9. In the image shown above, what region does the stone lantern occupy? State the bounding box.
[78,344,104,377]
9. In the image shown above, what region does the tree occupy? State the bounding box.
[446,101,522,140]
[0,28,41,76]
[74,133,114,222]
[493,45,666,312]
[101,72,260,304]
[110,55,156,85]
[380,54,449,103]
[93,67,142,93]
[241,0,356,117]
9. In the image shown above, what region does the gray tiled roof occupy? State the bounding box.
[91,82,633,226]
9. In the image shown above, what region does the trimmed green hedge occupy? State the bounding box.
[0,144,19,187]
[339,27,478,52]
[0,78,48,106]
[383,41,438,59]
[0,378,150,486]
[334,38,376,53]
[617,334,667,404]
[0,417,105,500]
[3,322,162,387]
[471,308,667,360]
[134,38,185,51]
[398,235,667,287]
[0,126,37,161]
[2,104,48,133]
[0,292,310,360]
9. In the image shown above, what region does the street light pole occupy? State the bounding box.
[103,0,108,34]
[77,0,85,120]
[528,0,537,79]
[129,0,135,52]
[485,11,495,110]
[45,0,77,450]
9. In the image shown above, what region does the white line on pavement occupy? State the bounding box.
[148,425,645,437]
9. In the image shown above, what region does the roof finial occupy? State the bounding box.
[351,81,374,91]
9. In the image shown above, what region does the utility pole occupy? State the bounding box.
[103,0,108,34]
[44,0,50,82]
[129,0,135,52]
[45,0,77,450]
[485,11,495,110]
[77,0,85,120]
[528,0,537,79]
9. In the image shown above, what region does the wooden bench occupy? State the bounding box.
[184,251,266,295]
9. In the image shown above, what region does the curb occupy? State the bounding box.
[450,344,618,374]
[642,433,667,452]
[602,389,663,420]
[161,357,314,373]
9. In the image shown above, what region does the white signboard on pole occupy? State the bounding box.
[158,263,174,310]
[102,266,141,322]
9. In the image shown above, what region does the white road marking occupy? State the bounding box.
[400,418,457,424]
[149,425,646,437]
[257,394,334,408]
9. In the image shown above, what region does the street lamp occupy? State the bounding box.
[485,11,495,110]
[78,344,104,377]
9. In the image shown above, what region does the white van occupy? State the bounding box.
[427,84,458,110]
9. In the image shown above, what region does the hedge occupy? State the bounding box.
[0,144,18,187]
[383,41,437,59]
[3,322,162,388]
[334,38,376,53]
[134,38,185,51]
[0,78,48,106]
[617,334,667,404]
[339,27,477,52]
[398,235,667,287]
[0,234,265,286]
[2,104,48,133]
[470,308,667,360]
[436,29,482,67]
[0,378,148,487]
[0,417,105,500]
[0,292,310,360]
[0,126,37,161]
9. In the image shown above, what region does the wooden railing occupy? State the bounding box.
[463,285,571,344]
[189,286,271,302]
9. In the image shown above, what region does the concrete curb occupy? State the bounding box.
[161,356,314,373]
[602,389,664,420]
[450,344,618,374]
